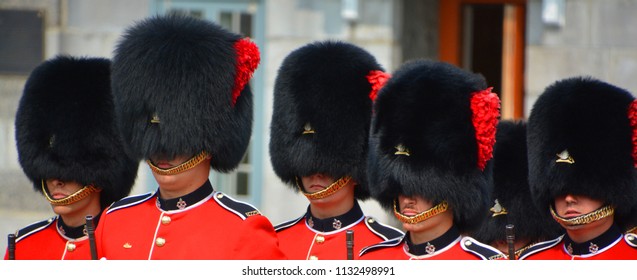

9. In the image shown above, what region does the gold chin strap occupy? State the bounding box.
[550,204,615,227]
[393,200,449,224]
[147,151,208,176]
[296,176,352,200]
[41,180,99,206]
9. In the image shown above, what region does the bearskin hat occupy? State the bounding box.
[527,76,637,222]
[270,41,387,200]
[472,120,562,245]
[15,55,138,209]
[368,59,500,232]
[111,14,259,172]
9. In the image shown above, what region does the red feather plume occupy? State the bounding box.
[232,38,261,106]
[470,87,500,171]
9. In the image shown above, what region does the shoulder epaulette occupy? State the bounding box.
[624,233,637,248]
[274,216,304,232]
[15,217,56,242]
[364,216,404,240]
[213,191,261,220]
[460,236,507,260]
[517,235,564,260]
[106,192,154,214]
[359,236,404,256]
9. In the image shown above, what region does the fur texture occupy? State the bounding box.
[368,60,493,233]
[472,121,563,245]
[15,55,138,209]
[527,77,637,223]
[111,15,252,172]
[270,41,383,199]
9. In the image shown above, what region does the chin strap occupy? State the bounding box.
[296,176,352,200]
[550,204,614,227]
[42,180,99,206]
[393,200,449,224]
[147,151,208,176]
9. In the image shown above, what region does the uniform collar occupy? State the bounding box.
[305,201,364,232]
[563,224,622,255]
[56,213,101,239]
[156,180,213,211]
[404,225,460,256]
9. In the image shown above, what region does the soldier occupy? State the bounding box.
[523,77,637,259]
[358,60,502,260]
[471,120,563,259]
[270,41,403,260]
[5,56,138,260]
[95,15,285,259]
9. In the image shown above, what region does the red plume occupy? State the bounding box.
[470,87,500,171]
[232,38,261,106]
[366,70,391,101]
[628,100,637,167]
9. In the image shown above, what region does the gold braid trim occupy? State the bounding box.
[550,204,615,227]
[296,176,352,200]
[42,180,99,206]
[393,200,449,224]
[147,151,208,176]
[626,226,637,234]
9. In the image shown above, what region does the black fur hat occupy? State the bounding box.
[270,41,386,200]
[527,77,637,222]
[472,120,562,245]
[112,14,259,172]
[368,59,500,232]
[15,55,138,209]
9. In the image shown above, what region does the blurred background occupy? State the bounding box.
[2,0,637,255]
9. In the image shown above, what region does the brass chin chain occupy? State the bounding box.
[296,176,352,200]
[393,200,449,224]
[550,204,615,227]
[41,180,99,206]
[147,151,208,176]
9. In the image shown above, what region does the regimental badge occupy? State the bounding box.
[58,225,65,235]
[589,242,599,254]
[425,242,436,254]
[150,113,161,124]
[176,198,187,210]
[556,149,575,164]
[332,219,342,230]
[567,243,573,255]
[308,217,314,228]
[490,199,508,217]
[48,134,56,148]
[302,123,315,134]
[394,144,411,156]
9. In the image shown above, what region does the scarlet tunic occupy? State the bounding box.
[95,181,286,260]
[359,226,504,260]
[274,202,403,260]
[4,216,96,260]
[520,225,637,260]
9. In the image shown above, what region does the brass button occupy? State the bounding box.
[464,240,473,246]
[628,235,635,241]
[309,255,318,260]
[315,235,325,244]
[161,216,171,225]
[216,193,224,199]
[67,243,76,252]
[156,237,166,247]
[367,218,375,223]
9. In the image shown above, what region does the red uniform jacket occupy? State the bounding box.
[359,226,504,260]
[96,181,286,260]
[274,202,403,260]
[520,225,637,260]
[4,216,94,260]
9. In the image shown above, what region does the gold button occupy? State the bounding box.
[67,243,76,252]
[216,193,224,199]
[464,240,473,246]
[309,255,318,260]
[156,237,166,247]
[161,216,171,225]
[315,235,325,244]
[367,218,375,223]
[628,235,635,241]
